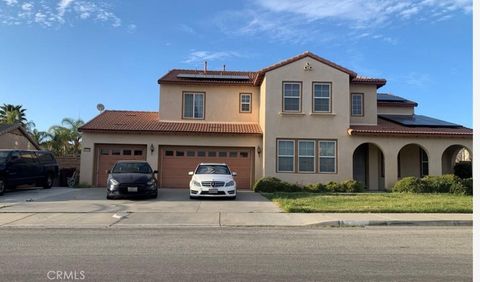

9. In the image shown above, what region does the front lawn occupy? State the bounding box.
[263,193,472,213]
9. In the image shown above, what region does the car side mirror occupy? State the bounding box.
[153,170,158,174]
[106,170,111,174]
[188,171,194,176]
[232,172,237,176]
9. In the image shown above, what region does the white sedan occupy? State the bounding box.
[188,163,237,199]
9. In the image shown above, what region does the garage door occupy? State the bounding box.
[95,144,147,187]
[159,146,254,189]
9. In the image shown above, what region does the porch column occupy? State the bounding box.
[383,151,398,191]
[428,147,443,176]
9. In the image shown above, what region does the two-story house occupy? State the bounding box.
[79,52,472,190]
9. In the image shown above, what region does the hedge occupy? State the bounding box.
[253,177,364,193]
[454,161,472,179]
[392,175,472,195]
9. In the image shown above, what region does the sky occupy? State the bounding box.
[0,0,473,131]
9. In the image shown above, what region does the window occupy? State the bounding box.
[186,151,195,157]
[197,151,206,157]
[37,152,54,162]
[240,152,249,158]
[420,149,429,177]
[313,83,331,112]
[351,93,363,116]
[134,150,143,156]
[111,149,121,155]
[20,152,36,163]
[229,152,238,158]
[208,151,217,157]
[218,152,227,157]
[240,93,252,113]
[165,150,174,156]
[298,141,315,172]
[282,82,301,112]
[176,151,185,157]
[100,149,109,155]
[277,140,295,172]
[183,92,205,119]
[123,150,132,156]
[319,141,336,173]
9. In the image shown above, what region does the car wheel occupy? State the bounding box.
[229,196,236,200]
[0,178,5,196]
[106,194,115,200]
[189,195,198,200]
[151,192,158,199]
[43,174,53,189]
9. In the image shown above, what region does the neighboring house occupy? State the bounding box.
[0,123,40,150]
[79,51,472,190]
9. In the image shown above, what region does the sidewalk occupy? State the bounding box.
[0,212,471,228]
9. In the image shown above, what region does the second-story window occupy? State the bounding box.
[313,83,331,113]
[183,92,204,119]
[351,93,364,116]
[240,93,252,113]
[283,82,302,112]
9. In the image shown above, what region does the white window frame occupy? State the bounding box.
[240,93,252,113]
[277,139,295,172]
[282,82,302,112]
[183,92,205,119]
[298,140,316,173]
[351,93,363,116]
[319,140,337,173]
[312,82,331,113]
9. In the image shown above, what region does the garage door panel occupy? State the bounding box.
[95,145,147,187]
[160,147,253,189]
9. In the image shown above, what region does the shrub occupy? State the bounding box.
[421,175,461,193]
[253,177,303,193]
[392,177,424,193]
[461,178,473,195]
[342,180,365,193]
[303,183,327,193]
[325,181,344,192]
[449,178,473,195]
[454,161,472,179]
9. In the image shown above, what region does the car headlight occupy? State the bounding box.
[192,180,201,187]
[109,178,119,186]
[226,180,235,187]
[147,179,155,186]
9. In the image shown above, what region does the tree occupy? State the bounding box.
[30,129,49,146]
[44,118,84,156]
[61,118,85,155]
[0,104,28,125]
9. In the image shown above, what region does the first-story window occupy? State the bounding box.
[298,140,315,172]
[277,140,295,172]
[420,149,429,177]
[319,141,336,173]
[183,92,204,119]
[240,93,252,113]
[351,93,363,116]
[283,82,301,112]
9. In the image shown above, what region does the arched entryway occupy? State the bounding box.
[442,145,472,175]
[397,144,429,178]
[353,143,385,191]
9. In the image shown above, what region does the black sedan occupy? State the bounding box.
[106,161,158,199]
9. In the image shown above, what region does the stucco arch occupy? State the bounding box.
[441,144,472,175]
[397,143,429,178]
[353,143,385,191]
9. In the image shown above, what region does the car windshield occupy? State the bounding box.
[195,165,231,175]
[112,162,152,174]
[0,151,9,164]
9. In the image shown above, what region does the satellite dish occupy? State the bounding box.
[96,103,105,112]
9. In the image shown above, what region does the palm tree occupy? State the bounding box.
[30,129,49,147]
[0,104,28,125]
[61,118,84,155]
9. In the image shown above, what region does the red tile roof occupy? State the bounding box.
[158,69,257,86]
[79,111,263,135]
[348,117,472,138]
[157,51,386,88]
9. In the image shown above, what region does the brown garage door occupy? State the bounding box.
[159,146,254,189]
[95,144,147,187]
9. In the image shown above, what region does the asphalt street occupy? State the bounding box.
[0,226,472,281]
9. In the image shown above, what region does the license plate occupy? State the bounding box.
[208,188,218,194]
[127,187,138,192]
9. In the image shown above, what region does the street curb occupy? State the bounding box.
[310,220,472,227]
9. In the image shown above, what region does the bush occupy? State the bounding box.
[461,178,473,195]
[449,178,473,195]
[421,175,461,193]
[303,183,327,193]
[454,161,472,179]
[325,181,344,192]
[342,180,365,193]
[392,177,425,193]
[253,177,302,193]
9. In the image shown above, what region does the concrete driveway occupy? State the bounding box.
[0,187,281,213]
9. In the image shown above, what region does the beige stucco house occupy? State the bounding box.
[0,123,40,150]
[79,52,472,190]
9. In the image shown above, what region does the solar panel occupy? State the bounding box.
[177,73,251,80]
[377,93,408,102]
[380,115,461,128]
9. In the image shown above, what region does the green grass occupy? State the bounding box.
[262,192,472,213]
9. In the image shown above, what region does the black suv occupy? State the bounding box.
[0,150,59,195]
